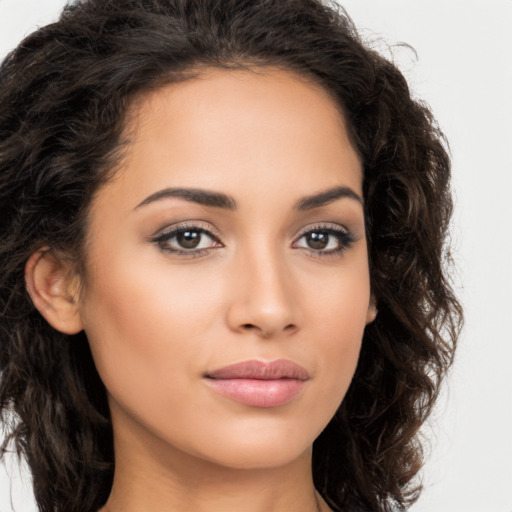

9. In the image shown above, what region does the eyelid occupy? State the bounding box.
[295,221,347,235]
[292,222,357,255]
[149,220,221,240]
[149,221,224,256]
[293,222,353,241]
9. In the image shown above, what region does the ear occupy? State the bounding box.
[366,294,378,324]
[25,249,84,335]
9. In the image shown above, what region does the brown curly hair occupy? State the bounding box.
[0,1,462,511]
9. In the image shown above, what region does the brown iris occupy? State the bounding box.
[306,232,330,250]
[177,230,202,249]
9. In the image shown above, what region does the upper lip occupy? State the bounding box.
[205,359,310,381]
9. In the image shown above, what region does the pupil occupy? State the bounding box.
[307,232,329,250]
[177,230,201,249]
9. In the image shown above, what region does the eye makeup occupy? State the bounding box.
[150,222,223,257]
[150,219,357,260]
[292,223,357,259]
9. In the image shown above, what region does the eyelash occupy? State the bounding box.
[151,223,356,258]
[293,224,356,258]
[151,223,222,257]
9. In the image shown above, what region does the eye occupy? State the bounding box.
[151,224,222,254]
[293,225,356,255]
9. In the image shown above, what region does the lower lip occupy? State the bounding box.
[204,378,306,408]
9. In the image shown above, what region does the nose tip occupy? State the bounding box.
[225,255,301,339]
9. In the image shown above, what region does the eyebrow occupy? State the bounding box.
[135,187,237,210]
[295,186,363,210]
[135,185,362,211]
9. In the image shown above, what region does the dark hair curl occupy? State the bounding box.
[0,1,462,511]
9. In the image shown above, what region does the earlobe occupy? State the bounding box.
[366,296,378,324]
[25,249,84,335]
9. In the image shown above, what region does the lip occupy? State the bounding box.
[204,359,310,408]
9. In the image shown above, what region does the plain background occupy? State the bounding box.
[1,1,511,511]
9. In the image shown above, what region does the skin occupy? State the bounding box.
[27,68,375,512]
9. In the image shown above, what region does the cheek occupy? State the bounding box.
[305,259,370,408]
[78,252,224,402]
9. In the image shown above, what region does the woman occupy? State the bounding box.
[0,0,462,511]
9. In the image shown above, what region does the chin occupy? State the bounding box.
[202,441,312,471]
[184,417,321,471]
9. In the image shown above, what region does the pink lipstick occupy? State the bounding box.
[204,359,309,408]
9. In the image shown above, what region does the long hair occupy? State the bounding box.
[0,1,462,511]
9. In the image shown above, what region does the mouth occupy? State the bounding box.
[204,359,310,408]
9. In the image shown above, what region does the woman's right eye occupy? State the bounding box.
[151,225,222,255]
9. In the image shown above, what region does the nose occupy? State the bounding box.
[225,246,301,339]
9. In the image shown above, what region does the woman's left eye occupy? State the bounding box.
[152,226,222,254]
[293,226,355,254]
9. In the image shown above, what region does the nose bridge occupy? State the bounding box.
[227,235,299,337]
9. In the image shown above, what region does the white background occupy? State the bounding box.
[1,1,511,511]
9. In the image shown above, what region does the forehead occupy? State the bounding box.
[95,67,362,214]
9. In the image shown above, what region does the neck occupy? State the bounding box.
[100,415,329,512]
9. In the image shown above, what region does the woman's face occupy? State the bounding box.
[77,68,374,471]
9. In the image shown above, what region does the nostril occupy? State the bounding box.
[239,322,297,337]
